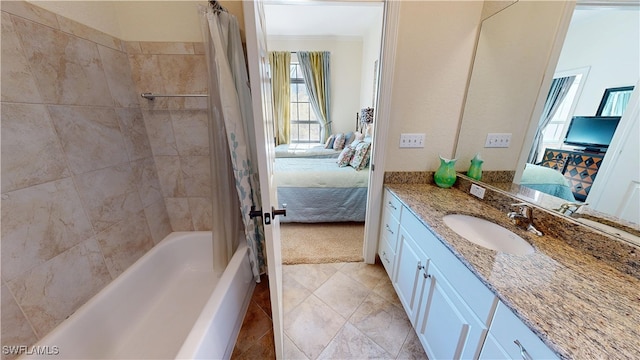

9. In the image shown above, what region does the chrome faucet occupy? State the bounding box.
[555,202,588,216]
[508,203,543,236]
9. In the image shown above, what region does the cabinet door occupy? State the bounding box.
[393,227,429,326]
[417,265,470,360]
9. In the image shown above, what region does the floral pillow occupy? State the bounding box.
[337,146,356,167]
[333,133,346,150]
[349,141,371,171]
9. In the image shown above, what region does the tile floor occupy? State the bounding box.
[232,262,427,359]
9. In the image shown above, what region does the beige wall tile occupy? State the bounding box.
[95,211,154,278]
[165,197,194,231]
[1,103,70,193]
[189,197,213,231]
[154,156,185,197]
[128,54,169,109]
[99,46,140,108]
[140,41,195,55]
[48,105,129,175]
[1,284,38,357]
[131,157,163,207]
[1,178,94,282]
[123,41,142,54]
[143,199,173,244]
[171,109,210,156]
[0,1,60,29]
[74,164,143,233]
[157,54,208,109]
[7,239,111,338]
[141,110,178,156]
[56,14,122,51]
[12,16,113,106]
[116,108,153,161]
[1,12,42,104]
[181,156,211,198]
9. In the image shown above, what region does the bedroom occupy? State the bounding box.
[264,2,384,263]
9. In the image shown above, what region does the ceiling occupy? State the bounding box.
[263,2,383,37]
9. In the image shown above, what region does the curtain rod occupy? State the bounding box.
[141,93,208,100]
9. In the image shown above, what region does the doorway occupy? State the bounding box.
[263,2,386,265]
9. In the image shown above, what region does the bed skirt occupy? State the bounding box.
[277,187,368,223]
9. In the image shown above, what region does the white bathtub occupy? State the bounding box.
[22,231,256,360]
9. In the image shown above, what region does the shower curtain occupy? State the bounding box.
[200,6,265,280]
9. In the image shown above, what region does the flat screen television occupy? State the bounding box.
[563,116,621,152]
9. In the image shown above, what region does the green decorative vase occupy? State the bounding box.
[466,153,483,181]
[434,155,457,188]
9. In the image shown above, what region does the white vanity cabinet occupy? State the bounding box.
[378,189,402,277]
[480,302,559,360]
[397,207,495,360]
[380,188,560,360]
[393,226,430,325]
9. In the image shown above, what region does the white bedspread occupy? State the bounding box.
[274,158,369,188]
[275,144,341,158]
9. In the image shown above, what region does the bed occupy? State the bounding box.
[274,144,341,158]
[274,157,370,222]
[521,163,576,202]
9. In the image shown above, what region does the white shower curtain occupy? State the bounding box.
[200,6,265,280]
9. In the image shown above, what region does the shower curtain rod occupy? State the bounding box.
[140,93,208,100]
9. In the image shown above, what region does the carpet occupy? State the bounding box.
[280,222,365,264]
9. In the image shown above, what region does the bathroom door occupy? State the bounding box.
[243,0,285,358]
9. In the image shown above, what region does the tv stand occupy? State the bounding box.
[539,148,605,201]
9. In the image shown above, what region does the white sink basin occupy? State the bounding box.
[443,214,535,255]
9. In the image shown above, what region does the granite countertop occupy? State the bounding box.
[385,183,640,360]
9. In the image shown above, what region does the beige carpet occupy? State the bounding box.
[280,222,365,264]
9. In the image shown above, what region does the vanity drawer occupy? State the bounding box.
[384,189,402,219]
[486,302,559,360]
[378,234,396,277]
[381,206,400,251]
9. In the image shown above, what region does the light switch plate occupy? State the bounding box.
[399,133,425,148]
[484,133,512,148]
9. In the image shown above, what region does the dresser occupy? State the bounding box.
[539,148,605,201]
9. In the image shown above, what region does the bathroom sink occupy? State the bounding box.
[443,214,535,255]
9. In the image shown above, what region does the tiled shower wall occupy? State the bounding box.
[1,2,212,356]
[127,41,213,231]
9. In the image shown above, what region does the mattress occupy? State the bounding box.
[273,157,370,223]
[274,158,370,188]
[274,144,341,158]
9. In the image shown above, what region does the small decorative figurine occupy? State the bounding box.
[434,155,458,188]
[467,153,483,181]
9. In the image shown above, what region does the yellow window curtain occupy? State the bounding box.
[269,51,291,145]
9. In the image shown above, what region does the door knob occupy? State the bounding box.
[272,206,286,217]
[249,206,262,219]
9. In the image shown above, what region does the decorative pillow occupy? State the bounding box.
[337,146,356,167]
[344,131,355,147]
[349,141,372,171]
[333,133,346,150]
[324,134,336,149]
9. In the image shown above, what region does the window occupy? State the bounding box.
[539,69,587,161]
[290,62,321,144]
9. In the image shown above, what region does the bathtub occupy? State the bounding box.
[22,231,256,360]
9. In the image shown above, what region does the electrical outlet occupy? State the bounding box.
[470,184,486,199]
[484,133,512,148]
[399,133,425,148]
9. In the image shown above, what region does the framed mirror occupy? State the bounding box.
[596,85,635,116]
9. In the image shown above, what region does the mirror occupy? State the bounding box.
[456,0,640,244]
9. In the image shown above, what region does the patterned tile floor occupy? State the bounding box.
[232,262,427,359]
